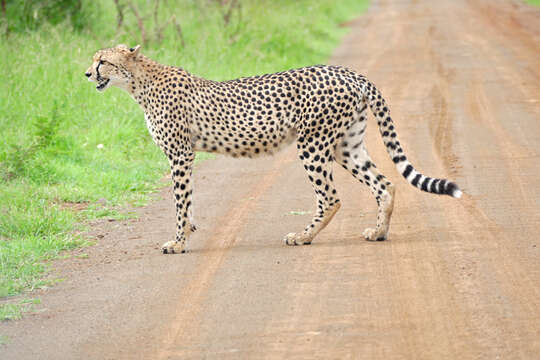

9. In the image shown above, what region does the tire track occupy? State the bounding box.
[157,150,295,359]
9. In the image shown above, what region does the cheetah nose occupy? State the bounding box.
[85,72,91,78]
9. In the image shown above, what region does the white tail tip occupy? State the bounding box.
[453,189,463,199]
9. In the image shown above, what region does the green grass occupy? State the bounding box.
[0,0,369,309]
[0,298,41,321]
[525,0,540,5]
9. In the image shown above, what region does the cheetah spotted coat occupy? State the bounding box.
[86,45,461,254]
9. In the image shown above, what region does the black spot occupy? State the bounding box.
[402,164,413,178]
[430,179,439,193]
[438,179,447,194]
[445,182,459,196]
[421,177,431,192]
[411,174,422,187]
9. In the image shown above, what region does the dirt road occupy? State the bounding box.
[2,0,539,358]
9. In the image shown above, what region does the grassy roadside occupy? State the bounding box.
[0,0,369,318]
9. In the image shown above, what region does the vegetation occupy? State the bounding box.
[0,0,368,315]
[0,298,40,321]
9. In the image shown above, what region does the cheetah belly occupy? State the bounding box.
[191,123,297,158]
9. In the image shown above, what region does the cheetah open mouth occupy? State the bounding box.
[96,79,110,91]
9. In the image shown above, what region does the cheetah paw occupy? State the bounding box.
[161,240,186,254]
[363,228,387,242]
[283,233,312,246]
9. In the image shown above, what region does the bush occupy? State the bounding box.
[0,102,67,181]
[1,0,96,33]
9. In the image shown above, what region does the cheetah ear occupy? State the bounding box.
[129,45,141,57]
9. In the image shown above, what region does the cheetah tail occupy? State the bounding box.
[363,81,462,199]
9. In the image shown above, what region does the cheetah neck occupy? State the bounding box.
[124,56,192,115]
[125,56,166,100]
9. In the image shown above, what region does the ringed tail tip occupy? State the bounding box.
[446,182,462,198]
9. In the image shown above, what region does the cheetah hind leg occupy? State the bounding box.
[284,149,341,245]
[335,118,395,241]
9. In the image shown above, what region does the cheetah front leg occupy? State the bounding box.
[162,151,196,254]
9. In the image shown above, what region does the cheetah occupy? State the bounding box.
[85,44,462,254]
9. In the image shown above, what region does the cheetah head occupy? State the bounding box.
[85,44,141,92]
